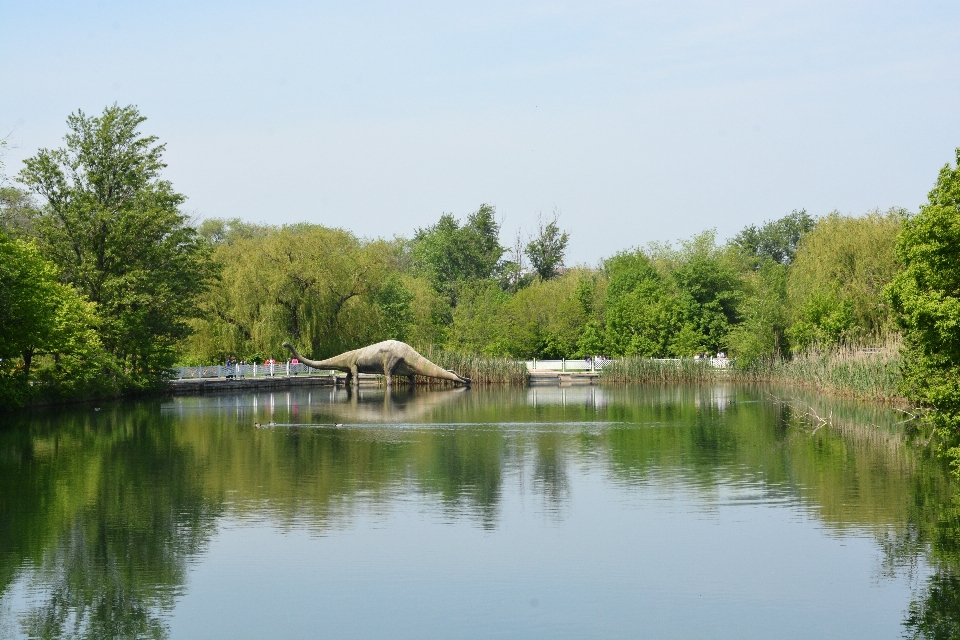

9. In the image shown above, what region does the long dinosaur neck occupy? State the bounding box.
[410,352,469,383]
[282,342,352,371]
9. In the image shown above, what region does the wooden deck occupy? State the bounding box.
[527,370,600,385]
[169,370,599,395]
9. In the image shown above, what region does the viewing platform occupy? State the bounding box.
[169,370,380,395]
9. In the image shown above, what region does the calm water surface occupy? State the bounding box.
[1,384,959,639]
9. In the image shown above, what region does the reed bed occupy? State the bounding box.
[601,357,719,384]
[405,341,903,400]
[600,342,903,403]
[744,343,903,402]
[413,346,529,385]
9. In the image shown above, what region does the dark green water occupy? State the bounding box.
[1,384,959,639]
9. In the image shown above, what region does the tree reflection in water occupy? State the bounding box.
[1,385,960,638]
[0,405,220,639]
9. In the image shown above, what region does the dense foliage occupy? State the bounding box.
[180,208,906,368]
[887,149,960,463]
[0,105,216,405]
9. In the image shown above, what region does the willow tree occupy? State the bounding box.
[185,223,411,362]
[18,105,215,386]
[787,210,905,349]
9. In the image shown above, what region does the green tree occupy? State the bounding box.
[503,271,588,357]
[602,250,681,356]
[725,212,815,363]
[447,279,511,355]
[886,149,960,462]
[665,231,741,355]
[788,210,903,349]
[18,105,216,386]
[451,270,592,359]
[411,204,504,303]
[726,261,789,363]
[732,209,814,267]
[525,211,569,280]
[185,223,414,363]
[0,186,39,238]
[0,234,106,406]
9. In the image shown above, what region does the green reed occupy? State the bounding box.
[600,357,720,384]
[414,346,529,385]
[600,342,903,402]
[743,342,903,402]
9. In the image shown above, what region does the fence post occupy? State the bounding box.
[286,361,290,376]
[562,358,565,372]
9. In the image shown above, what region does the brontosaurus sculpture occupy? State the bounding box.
[282,340,471,387]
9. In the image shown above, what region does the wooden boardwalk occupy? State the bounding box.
[169,370,598,395]
[527,370,600,385]
[170,373,364,395]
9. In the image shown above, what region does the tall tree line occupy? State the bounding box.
[182,206,907,365]
[3,103,959,444]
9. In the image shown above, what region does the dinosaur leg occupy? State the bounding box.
[408,375,416,387]
[383,355,401,388]
[350,364,359,388]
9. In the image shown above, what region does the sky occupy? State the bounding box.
[2,0,959,264]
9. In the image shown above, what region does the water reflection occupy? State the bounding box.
[0,385,958,638]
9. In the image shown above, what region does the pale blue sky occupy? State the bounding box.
[2,1,958,263]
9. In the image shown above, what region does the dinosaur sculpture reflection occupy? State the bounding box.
[282,340,471,387]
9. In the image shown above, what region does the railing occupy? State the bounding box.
[174,363,336,380]
[526,357,731,371]
[176,356,732,379]
[526,358,610,372]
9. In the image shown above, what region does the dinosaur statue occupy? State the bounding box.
[282,340,471,387]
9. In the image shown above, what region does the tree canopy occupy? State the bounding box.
[411,204,504,304]
[887,149,960,457]
[18,104,216,385]
[525,212,570,280]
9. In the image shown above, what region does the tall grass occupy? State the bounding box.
[601,358,720,383]
[414,346,529,385]
[743,341,902,402]
[601,341,903,402]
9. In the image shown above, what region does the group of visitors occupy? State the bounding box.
[220,356,305,379]
[224,355,248,379]
[585,355,610,370]
[693,352,727,360]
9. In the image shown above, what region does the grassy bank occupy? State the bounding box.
[600,343,903,403]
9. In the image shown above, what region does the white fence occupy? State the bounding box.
[526,357,731,371]
[175,363,336,380]
[526,358,609,372]
[177,356,732,379]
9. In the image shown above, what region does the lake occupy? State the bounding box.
[1,384,957,639]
